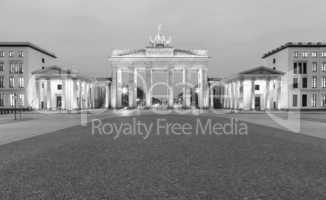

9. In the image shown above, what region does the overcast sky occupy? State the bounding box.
[1,0,326,78]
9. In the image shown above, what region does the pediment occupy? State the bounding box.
[32,66,72,75]
[112,49,146,57]
[240,66,284,75]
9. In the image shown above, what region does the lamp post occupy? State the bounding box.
[122,86,128,95]
[14,93,17,120]
[121,85,128,108]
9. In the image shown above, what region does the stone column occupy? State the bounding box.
[233,82,236,109]
[111,67,117,109]
[35,79,40,109]
[105,83,110,108]
[276,77,281,110]
[210,83,214,108]
[265,78,271,110]
[186,69,191,107]
[47,79,52,110]
[228,82,233,108]
[134,68,138,108]
[239,79,244,109]
[145,68,152,107]
[168,68,174,107]
[237,80,241,109]
[202,68,209,108]
[117,68,123,108]
[232,82,235,109]
[235,81,238,109]
[223,84,228,108]
[227,84,230,108]
[79,81,82,109]
[182,68,187,107]
[197,68,204,108]
[250,78,255,110]
[72,80,77,109]
[62,79,66,110]
[128,67,135,108]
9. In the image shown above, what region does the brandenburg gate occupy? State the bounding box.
[109,26,209,109]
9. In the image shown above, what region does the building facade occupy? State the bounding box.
[0,42,56,109]
[109,26,209,109]
[94,77,112,109]
[263,42,326,109]
[3,40,326,112]
[31,66,99,111]
[223,66,284,110]
[208,78,224,109]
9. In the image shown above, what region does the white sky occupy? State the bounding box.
[1,0,326,78]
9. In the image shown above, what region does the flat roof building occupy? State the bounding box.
[263,42,326,109]
[0,42,57,109]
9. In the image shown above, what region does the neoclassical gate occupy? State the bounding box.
[109,26,209,109]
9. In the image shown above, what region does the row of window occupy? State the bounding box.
[0,62,24,74]
[0,50,24,58]
[40,83,62,90]
[293,77,326,89]
[293,62,326,74]
[294,51,326,58]
[0,76,24,88]
[293,94,326,107]
[0,93,24,107]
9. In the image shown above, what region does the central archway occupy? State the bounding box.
[149,82,171,108]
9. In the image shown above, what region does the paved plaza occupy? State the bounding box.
[0,112,326,199]
[1,110,326,146]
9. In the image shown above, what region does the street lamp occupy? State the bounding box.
[122,86,128,94]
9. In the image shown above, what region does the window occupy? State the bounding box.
[312,52,317,57]
[293,78,298,89]
[302,94,307,107]
[302,52,308,57]
[18,94,24,106]
[322,52,326,57]
[18,51,23,57]
[18,63,23,73]
[0,76,3,88]
[255,85,260,90]
[18,77,24,88]
[322,95,326,107]
[0,63,3,72]
[294,62,308,74]
[9,63,15,74]
[0,51,4,57]
[273,58,276,64]
[293,63,298,74]
[57,84,62,90]
[322,77,326,88]
[322,63,326,72]
[303,62,307,74]
[0,93,4,106]
[302,77,308,88]
[312,62,318,72]
[8,63,22,74]
[312,94,317,107]
[9,77,14,88]
[15,64,19,73]
[42,58,45,63]
[9,94,15,107]
[41,83,44,89]
[294,51,299,58]
[9,51,14,57]
[312,76,317,88]
[273,80,276,89]
[293,95,298,107]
